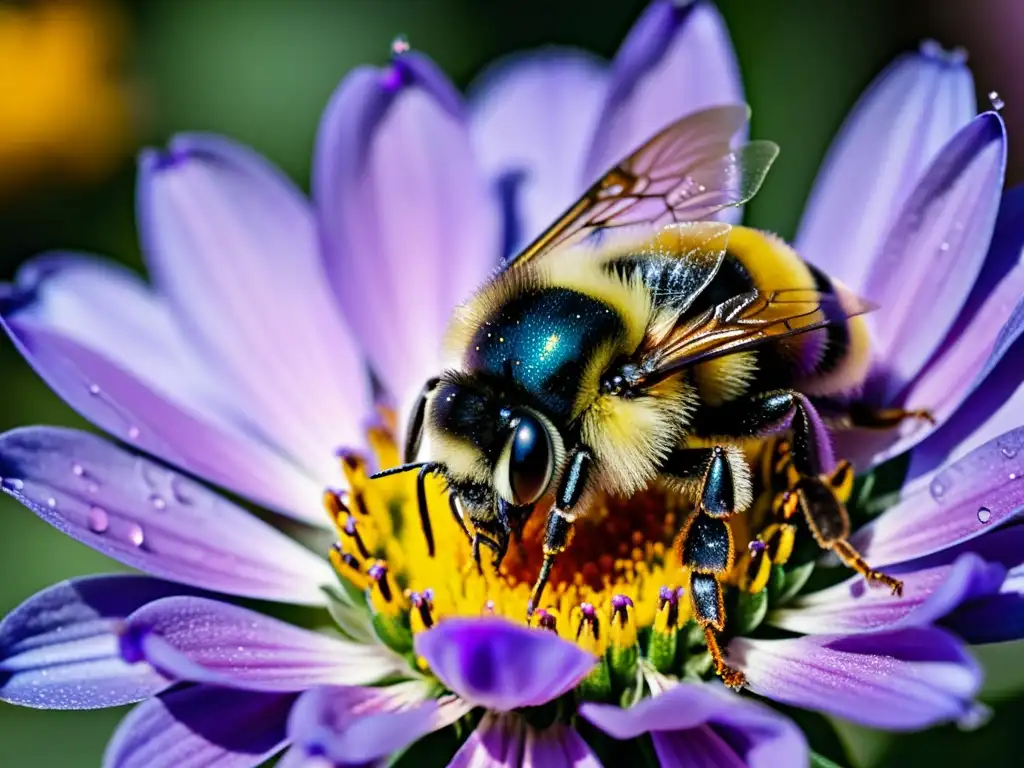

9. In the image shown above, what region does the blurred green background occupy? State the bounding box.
[1,0,1022,765]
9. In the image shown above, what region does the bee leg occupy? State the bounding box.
[526,446,594,617]
[792,476,903,596]
[845,402,936,430]
[673,446,747,689]
[448,494,472,544]
[403,376,440,463]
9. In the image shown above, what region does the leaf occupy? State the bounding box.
[811,752,847,768]
[774,561,816,605]
[734,586,769,634]
[321,585,376,644]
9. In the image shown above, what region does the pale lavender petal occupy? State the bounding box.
[314,53,501,407]
[523,723,601,768]
[853,426,1024,566]
[796,44,975,292]
[865,112,1006,402]
[470,50,607,256]
[124,597,404,691]
[0,427,334,604]
[730,628,981,730]
[414,617,595,711]
[448,712,525,768]
[103,685,295,768]
[768,554,1005,635]
[584,0,743,182]
[140,134,371,486]
[0,255,327,522]
[0,576,182,709]
[581,681,806,768]
[287,686,437,765]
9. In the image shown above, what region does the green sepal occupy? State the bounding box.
[609,644,639,688]
[371,610,413,654]
[577,657,613,702]
[321,585,375,644]
[772,561,816,606]
[683,649,713,680]
[648,628,679,674]
[734,587,769,635]
[810,752,846,768]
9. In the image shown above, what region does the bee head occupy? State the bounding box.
[425,372,566,554]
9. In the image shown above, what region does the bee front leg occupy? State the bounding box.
[527,446,594,617]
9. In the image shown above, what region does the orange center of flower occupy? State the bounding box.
[322,412,706,651]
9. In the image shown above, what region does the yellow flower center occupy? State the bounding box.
[324,413,714,649]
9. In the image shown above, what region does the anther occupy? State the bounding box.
[368,561,394,603]
[409,590,435,630]
[576,602,600,643]
[530,608,557,632]
[748,539,767,554]
[341,515,371,559]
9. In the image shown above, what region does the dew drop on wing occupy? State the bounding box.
[977,506,992,524]
[929,477,946,499]
[88,506,109,534]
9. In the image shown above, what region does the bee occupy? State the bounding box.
[374,105,917,687]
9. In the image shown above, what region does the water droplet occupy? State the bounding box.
[988,91,1005,111]
[87,506,109,533]
[127,426,140,440]
[88,384,101,396]
[2,478,24,491]
[127,524,145,547]
[938,241,950,252]
[72,463,84,477]
[929,478,946,499]
[150,494,166,511]
[170,477,196,506]
[1000,445,1017,459]
[86,482,100,494]
[46,497,57,508]
[1010,473,1017,481]
[390,34,410,55]
[977,506,992,524]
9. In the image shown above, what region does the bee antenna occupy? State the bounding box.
[369,462,430,480]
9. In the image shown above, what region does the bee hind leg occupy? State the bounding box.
[845,402,936,430]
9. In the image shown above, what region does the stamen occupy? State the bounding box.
[529,608,558,632]
[329,543,370,590]
[322,488,348,524]
[408,590,435,632]
[651,585,685,674]
[368,560,406,616]
[609,594,639,683]
[341,514,372,560]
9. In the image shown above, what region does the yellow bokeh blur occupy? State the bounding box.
[0,0,136,193]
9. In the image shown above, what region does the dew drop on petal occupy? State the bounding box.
[929,477,946,499]
[977,506,992,524]
[2,478,24,491]
[88,384,101,396]
[149,494,166,511]
[170,477,196,506]
[87,482,100,494]
[988,91,1005,111]
[127,426,140,440]
[87,506,109,533]
[1000,445,1018,459]
[127,524,146,547]
[47,497,57,508]
[72,463,85,477]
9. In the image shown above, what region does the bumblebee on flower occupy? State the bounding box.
[1,2,1023,767]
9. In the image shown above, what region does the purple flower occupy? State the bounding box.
[1,1,1023,767]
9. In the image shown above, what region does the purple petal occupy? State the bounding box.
[944,566,1024,644]
[448,713,525,768]
[139,134,371,486]
[414,617,595,711]
[287,685,437,765]
[730,628,982,730]
[0,575,183,709]
[797,44,975,292]
[470,50,607,256]
[124,596,404,691]
[314,53,500,406]
[865,112,1006,402]
[103,685,295,768]
[0,427,334,604]
[581,681,807,768]
[0,254,327,523]
[584,0,743,183]
[523,723,601,768]
[768,553,1005,635]
[853,426,1024,566]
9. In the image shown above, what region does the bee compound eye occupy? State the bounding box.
[508,413,554,506]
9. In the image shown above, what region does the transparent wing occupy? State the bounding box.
[640,287,876,385]
[505,104,779,271]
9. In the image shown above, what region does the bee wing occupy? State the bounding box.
[505,104,779,270]
[640,287,876,384]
